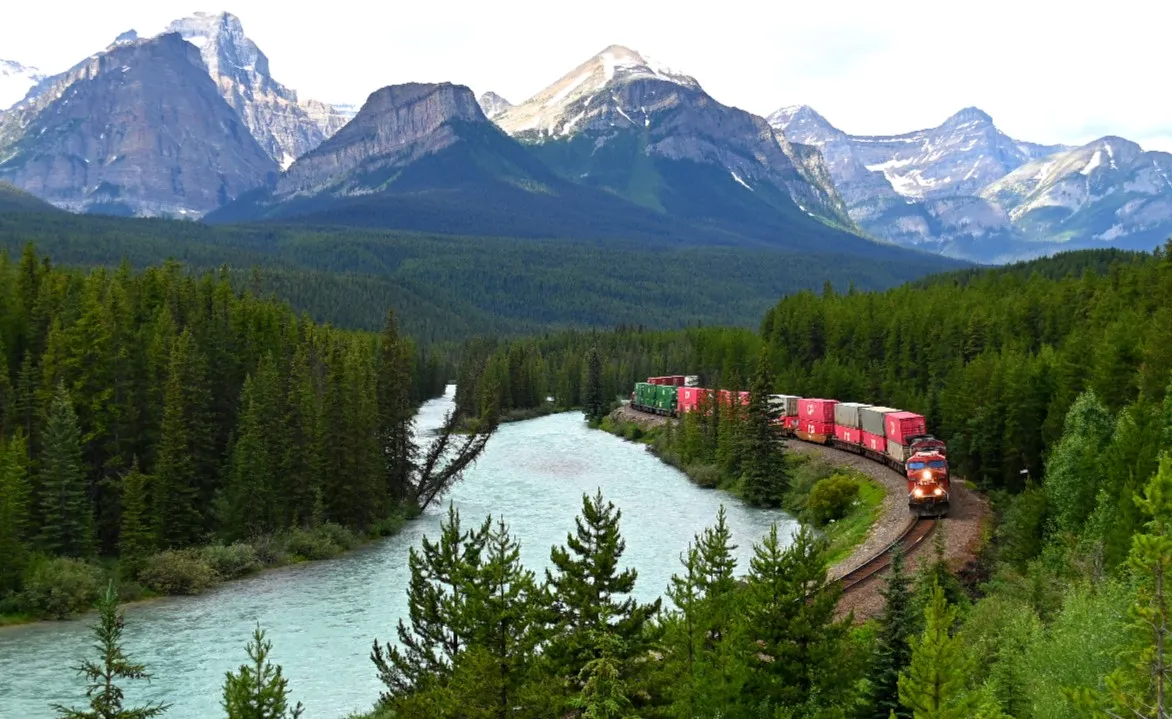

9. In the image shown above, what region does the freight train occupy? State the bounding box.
[630,376,950,517]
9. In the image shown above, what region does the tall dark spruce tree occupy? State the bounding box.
[377,310,416,504]
[0,431,31,593]
[584,347,605,423]
[740,351,789,507]
[871,547,916,719]
[543,490,661,708]
[38,382,94,557]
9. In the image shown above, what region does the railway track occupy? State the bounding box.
[839,517,937,594]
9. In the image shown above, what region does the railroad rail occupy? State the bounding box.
[839,517,937,594]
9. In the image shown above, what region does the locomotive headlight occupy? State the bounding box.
[913,488,924,498]
[921,470,932,481]
[934,488,944,496]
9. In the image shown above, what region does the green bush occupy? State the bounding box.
[805,474,861,526]
[282,527,343,561]
[201,543,263,580]
[687,463,724,489]
[19,556,104,619]
[250,535,291,567]
[138,550,217,595]
[315,523,361,550]
[369,514,406,538]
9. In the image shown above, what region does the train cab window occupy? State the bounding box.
[928,460,947,469]
[907,461,926,470]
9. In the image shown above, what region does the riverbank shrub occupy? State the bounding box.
[283,527,348,561]
[138,551,217,595]
[202,543,263,580]
[19,557,103,619]
[806,474,862,526]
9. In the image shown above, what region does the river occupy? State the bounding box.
[0,387,797,719]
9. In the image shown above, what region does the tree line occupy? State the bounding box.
[0,245,495,613]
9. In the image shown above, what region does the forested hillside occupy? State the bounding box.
[0,212,963,341]
[0,246,473,619]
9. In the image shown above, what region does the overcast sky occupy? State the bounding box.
[4,0,1170,151]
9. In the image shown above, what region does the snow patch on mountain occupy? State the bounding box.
[0,60,45,110]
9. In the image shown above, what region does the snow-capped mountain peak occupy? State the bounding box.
[477,91,512,120]
[0,59,45,111]
[767,104,842,146]
[496,44,699,136]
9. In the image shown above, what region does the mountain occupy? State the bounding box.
[0,60,44,110]
[981,136,1172,248]
[159,11,348,168]
[768,106,1088,260]
[0,33,277,217]
[477,91,512,119]
[493,45,854,233]
[0,181,61,213]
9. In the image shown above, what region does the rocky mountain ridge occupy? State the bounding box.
[0,60,44,110]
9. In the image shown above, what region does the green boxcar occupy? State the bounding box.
[634,382,657,410]
[656,384,677,414]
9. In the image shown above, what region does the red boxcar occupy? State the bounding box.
[799,398,837,422]
[862,431,886,453]
[834,425,863,445]
[677,386,708,414]
[802,420,834,436]
[885,412,927,445]
[717,389,750,406]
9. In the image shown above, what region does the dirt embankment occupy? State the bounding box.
[609,404,991,621]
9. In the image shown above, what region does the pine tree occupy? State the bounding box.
[0,430,31,593]
[567,628,638,719]
[118,461,154,575]
[1044,389,1114,536]
[377,310,416,503]
[544,491,661,696]
[872,548,916,719]
[38,382,94,557]
[51,583,170,719]
[372,505,489,701]
[281,340,325,528]
[898,581,976,719]
[153,330,214,548]
[223,359,282,540]
[740,352,789,507]
[221,625,304,719]
[584,347,605,423]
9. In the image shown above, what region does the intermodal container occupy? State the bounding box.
[860,406,898,437]
[718,389,750,407]
[738,391,750,405]
[884,412,927,445]
[769,394,800,417]
[784,416,800,431]
[635,382,656,408]
[801,420,834,437]
[678,386,705,414]
[834,425,863,445]
[862,431,887,453]
[656,384,677,412]
[833,402,869,429]
[887,440,910,464]
[684,375,700,387]
[799,398,837,423]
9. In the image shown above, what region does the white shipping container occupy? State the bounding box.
[833,402,870,429]
[861,406,898,436]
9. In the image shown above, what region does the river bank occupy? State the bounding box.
[599,405,885,569]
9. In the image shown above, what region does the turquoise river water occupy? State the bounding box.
[0,387,797,718]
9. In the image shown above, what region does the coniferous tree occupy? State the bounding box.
[543,490,660,702]
[221,625,304,719]
[372,505,489,701]
[1044,390,1114,536]
[898,581,976,719]
[223,358,282,540]
[38,382,94,557]
[153,330,214,548]
[118,461,154,575]
[740,352,789,507]
[377,310,416,503]
[281,340,325,528]
[584,347,605,423]
[567,628,638,719]
[51,583,170,719]
[872,548,916,719]
[0,430,31,593]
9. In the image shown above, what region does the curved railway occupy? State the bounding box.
[839,518,937,593]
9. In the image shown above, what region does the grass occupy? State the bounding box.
[819,478,886,567]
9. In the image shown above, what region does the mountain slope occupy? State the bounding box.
[0,181,61,213]
[477,91,512,119]
[769,105,1076,259]
[495,45,854,233]
[0,60,44,110]
[159,11,348,167]
[0,33,277,217]
[981,136,1172,248]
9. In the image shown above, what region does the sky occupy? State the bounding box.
[3,0,1171,151]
